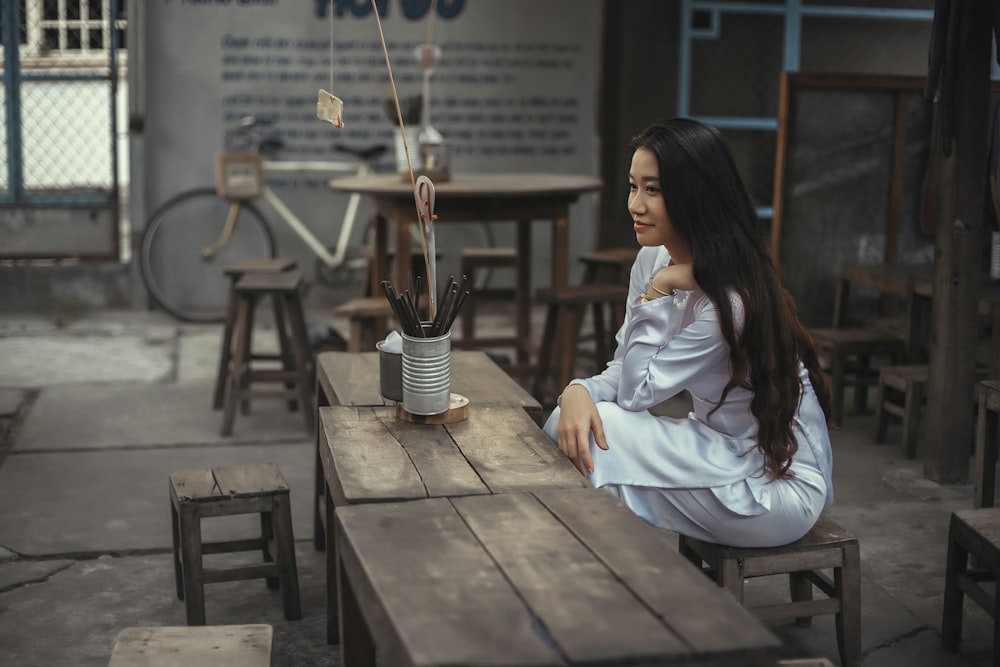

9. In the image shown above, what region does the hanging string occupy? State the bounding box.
[329,0,335,93]
[369,0,435,315]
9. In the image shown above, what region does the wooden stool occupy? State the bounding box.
[221,270,314,437]
[212,258,297,410]
[532,284,628,403]
[943,507,1000,662]
[108,625,273,667]
[678,515,862,667]
[874,364,929,458]
[169,464,301,626]
[333,296,394,352]
[975,380,1000,509]
[579,247,637,284]
[808,326,907,425]
[459,247,517,350]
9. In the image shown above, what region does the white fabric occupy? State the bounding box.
[542,245,834,547]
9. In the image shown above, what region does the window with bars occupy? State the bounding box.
[2,0,126,62]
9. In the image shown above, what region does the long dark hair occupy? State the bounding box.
[631,118,832,479]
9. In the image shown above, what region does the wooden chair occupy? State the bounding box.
[678,515,862,667]
[221,270,314,437]
[942,507,1000,663]
[108,625,274,667]
[212,258,297,411]
[808,326,907,425]
[169,464,301,626]
[532,284,628,404]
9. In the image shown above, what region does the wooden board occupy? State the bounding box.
[109,625,273,667]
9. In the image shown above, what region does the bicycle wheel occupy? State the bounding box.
[140,188,276,322]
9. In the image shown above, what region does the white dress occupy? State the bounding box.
[543,245,834,547]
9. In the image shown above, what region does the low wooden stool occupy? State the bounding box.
[213,258,297,410]
[943,507,1000,662]
[459,247,517,350]
[874,364,928,458]
[169,464,301,626]
[532,284,628,403]
[333,296,394,352]
[108,624,273,667]
[808,326,907,425]
[579,247,637,285]
[678,515,862,667]
[221,269,314,437]
[975,380,1000,509]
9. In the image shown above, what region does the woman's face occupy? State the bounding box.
[628,147,691,262]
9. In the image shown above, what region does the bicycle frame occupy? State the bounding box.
[259,158,373,270]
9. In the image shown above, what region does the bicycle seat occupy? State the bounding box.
[333,143,389,163]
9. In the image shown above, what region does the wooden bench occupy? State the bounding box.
[169,463,301,626]
[976,380,1000,509]
[678,515,861,667]
[319,403,583,645]
[334,488,781,667]
[808,326,907,425]
[532,284,629,404]
[943,507,1000,662]
[333,296,394,352]
[108,625,273,667]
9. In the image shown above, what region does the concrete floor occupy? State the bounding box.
[0,302,996,667]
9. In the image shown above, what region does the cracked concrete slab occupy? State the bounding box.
[0,548,332,667]
[0,442,313,555]
[14,383,312,451]
[0,558,75,591]
[0,333,175,387]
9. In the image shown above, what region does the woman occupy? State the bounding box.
[544,118,834,548]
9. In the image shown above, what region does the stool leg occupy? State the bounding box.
[789,571,813,628]
[222,295,252,436]
[717,557,745,604]
[532,302,560,401]
[284,292,316,435]
[326,483,340,644]
[975,399,999,508]
[240,296,258,416]
[874,378,890,443]
[178,503,207,625]
[273,294,299,413]
[942,522,967,651]
[556,305,584,391]
[271,492,302,621]
[854,353,871,414]
[212,280,239,410]
[837,543,863,667]
[591,301,608,370]
[461,263,477,347]
[830,351,846,426]
[901,380,923,459]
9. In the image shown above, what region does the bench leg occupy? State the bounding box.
[942,522,967,651]
[717,557,745,604]
[338,542,375,667]
[260,512,279,590]
[789,571,813,628]
[178,504,207,626]
[271,493,302,621]
[170,500,184,600]
[326,484,340,645]
[901,381,923,459]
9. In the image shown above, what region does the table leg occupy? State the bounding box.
[394,211,413,293]
[337,515,375,667]
[313,385,330,551]
[516,220,531,365]
[371,214,388,297]
[551,208,570,291]
[326,484,340,645]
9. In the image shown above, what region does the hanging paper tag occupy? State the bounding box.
[317,89,344,128]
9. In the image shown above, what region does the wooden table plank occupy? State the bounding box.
[336,497,564,667]
[451,492,689,663]
[335,490,782,667]
[535,488,780,655]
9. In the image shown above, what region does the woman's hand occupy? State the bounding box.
[648,263,697,297]
[556,384,608,476]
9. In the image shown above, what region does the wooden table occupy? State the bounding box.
[334,488,782,667]
[320,403,587,647]
[312,350,541,551]
[329,173,602,367]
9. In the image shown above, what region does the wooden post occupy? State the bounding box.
[923,0,993,483]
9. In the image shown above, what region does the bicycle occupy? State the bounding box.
[139,115,388,323]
